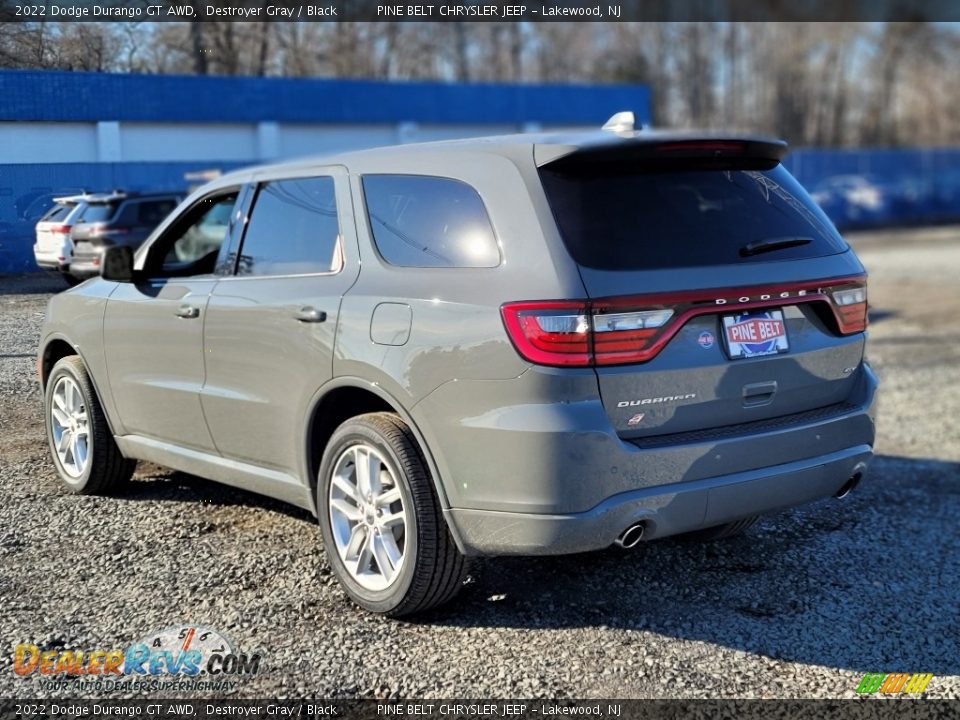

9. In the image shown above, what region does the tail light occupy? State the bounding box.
[829,281,868,334]
[502,275,868,368]
[49,224,71,235]
[89,224,129,238]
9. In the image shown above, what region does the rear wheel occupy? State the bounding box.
[682,516,759,542]
[316,412,468,616]
[63,273,81,287]
[45,356,135,494]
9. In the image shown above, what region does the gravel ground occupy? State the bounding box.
[0,227,958,700]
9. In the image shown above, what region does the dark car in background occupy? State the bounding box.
[69,191,181,278]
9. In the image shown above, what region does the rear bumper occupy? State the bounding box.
[69,249,104,277]
[446,444,872,555]
[422,364,878,556]
[33,247,69,272]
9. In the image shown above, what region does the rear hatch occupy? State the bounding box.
[35,202,81,255]
[534,137,868,439]
[70,200,122,247]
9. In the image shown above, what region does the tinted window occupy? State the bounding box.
[136,199,177,226]
[539,163,848,270]
[40,203,74,222]
[79,202,119,223]
[363,175,499,268]
[237,177,341,276]
[145,193,239,277]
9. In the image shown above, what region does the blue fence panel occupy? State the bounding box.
[785,148,960,230]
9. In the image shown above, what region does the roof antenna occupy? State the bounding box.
[602,111,636,134]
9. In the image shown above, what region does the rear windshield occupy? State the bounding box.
[539,162,847,270]
[40,203,75,222]
[79,202,119,223]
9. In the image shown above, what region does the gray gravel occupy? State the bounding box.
[0,229,958,699]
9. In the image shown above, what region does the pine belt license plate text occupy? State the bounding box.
[722,309,789,359]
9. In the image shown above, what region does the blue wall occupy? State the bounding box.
[0,71,652,125]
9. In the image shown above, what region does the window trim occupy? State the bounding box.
[222,174,345,281]
[359,173,502,270]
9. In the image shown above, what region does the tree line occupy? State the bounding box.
[1,21,957,147]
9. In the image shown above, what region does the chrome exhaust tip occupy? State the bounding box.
[836,471,863,499]
[615,523,645,549]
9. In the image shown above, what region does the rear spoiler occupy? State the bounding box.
[535,135,789,169]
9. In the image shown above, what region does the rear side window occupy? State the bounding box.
[237,177,341,276]
[539,163,848,270]
[362,175,500,268]
[79,202,119,223]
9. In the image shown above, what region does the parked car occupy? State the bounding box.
[68,191,181,278]
[810,174,888,228]
[37,119,877,616]
[33,194,92,284]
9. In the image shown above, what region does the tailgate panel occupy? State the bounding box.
[596,307,865,439]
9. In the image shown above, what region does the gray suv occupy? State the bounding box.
[38,124,877,616]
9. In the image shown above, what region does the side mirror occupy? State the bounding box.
[100,245,135,282]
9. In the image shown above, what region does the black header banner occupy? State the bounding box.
[2,0,960,22]
[1,700,958,720]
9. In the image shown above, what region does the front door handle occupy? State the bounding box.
[175,304,200,319]
[294,306,327,323]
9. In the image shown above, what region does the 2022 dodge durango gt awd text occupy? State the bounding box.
[37,122,878,616]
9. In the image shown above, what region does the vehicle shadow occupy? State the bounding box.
[111,453,958,674]
[123,465,315,524]
[421,453,960,675]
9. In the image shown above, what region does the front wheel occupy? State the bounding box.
[316,413,468,616]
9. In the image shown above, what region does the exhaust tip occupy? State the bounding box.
[836,472,863,499]
[615,522,645,549]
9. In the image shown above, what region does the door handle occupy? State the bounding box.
[294,306,327,323]
[175,304,200,319]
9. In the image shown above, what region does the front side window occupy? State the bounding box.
[144,192,239,278]
[236,177,341,277]
[362,175,500,268]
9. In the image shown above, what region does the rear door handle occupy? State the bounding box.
[294,306,327,323]
[175,304,200,319]
[742,380,777,407]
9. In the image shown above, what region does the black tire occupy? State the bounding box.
[63,273,81,287]
[316,412,468,616]
[682,516,759,542]
[44,356,135,494]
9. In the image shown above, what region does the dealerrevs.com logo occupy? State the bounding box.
[13,625,263,692]
[856,673,933,696]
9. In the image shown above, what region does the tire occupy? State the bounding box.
[44,356,135,494]
[316,412,468,616]
[682,516,759,542]
[63,273,81,287]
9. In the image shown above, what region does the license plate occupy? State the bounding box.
[722,309,789,359]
